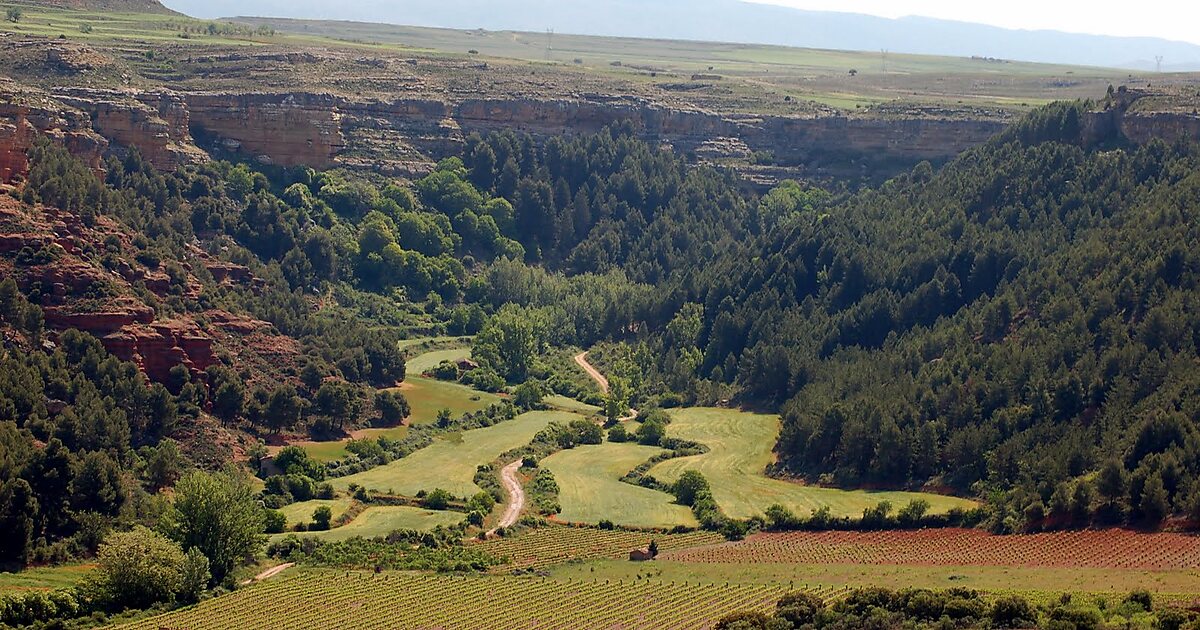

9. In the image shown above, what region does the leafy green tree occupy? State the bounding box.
[70,451,126,517]
[513,381,545,410]
[5,8,21,22]
[264,385,303,433]
[672,470,711,506]
[775,591,825,627]
[636,417,666,446]
[473,306,538,382]
[989,595,1037,629]
[1096,459,1128,507]
[91,527,185,610]
[423,488,453,510]
[263,509,287,534]
[144,439,184,490]
[178,547,211,604]
[314,380,364,428]
[167,470,265,583]
[311,506,333,531]
[372,391,410,424]
[604,376,630,423]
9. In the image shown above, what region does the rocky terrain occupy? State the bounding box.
[1,12,1199,186]
[0,193,297,385]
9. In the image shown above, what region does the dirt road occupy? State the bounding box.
[574,351,609,394]
[574,351,638,422]
[489,460,525,534]
[243,562,294,585]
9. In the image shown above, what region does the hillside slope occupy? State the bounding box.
[16,0,176,13]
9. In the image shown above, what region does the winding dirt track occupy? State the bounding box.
[575,351,638,421]
[574,351,609,394]
[489,460,525,534]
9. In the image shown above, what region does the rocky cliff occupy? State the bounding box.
[54,88,208,171]
[4,82,1200,186]
[0,93,107,183]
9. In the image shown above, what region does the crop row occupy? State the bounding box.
[479,526,724,569]
[663,528,1200,569]
[117,570,794,630]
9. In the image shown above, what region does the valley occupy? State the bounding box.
[1,1,1200,629]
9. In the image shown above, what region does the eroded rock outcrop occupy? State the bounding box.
[0,95,107,182]
[55,88,208,171]
[186,92,345,168]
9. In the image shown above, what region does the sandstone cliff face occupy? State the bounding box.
[186,92,345,168]
[5,83,1200,187]
[55,89,208,171]
[0,99,107,182]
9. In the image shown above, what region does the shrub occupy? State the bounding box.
[311,506,333,531]
[990,595,1037,629]
[424,488,453,510]
[264,509,288,534]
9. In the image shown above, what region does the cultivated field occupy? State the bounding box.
[116,570,795,630]
[477,525,723,569]
[663,529,1200,570]
[649,408,977,519]
[274,506,463,541]
[542,442,698,528]
[330,410,578,497]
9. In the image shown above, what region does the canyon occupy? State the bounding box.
[3,84,1199,188]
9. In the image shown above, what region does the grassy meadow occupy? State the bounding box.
[541,442,697,528]
[277,498,354,527]
[330,410,579,497]
[650,408,977,519]
[271,506,463,541]
[0,564,95,593]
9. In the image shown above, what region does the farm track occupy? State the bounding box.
[575,351,638,421]
[663,529,1200,570]
[490,460,526,535]
[574,351,609,393]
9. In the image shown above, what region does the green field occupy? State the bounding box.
[542,442,697,528]
[395,376,502,426]
[404,347,472,375]
[542,394,600,414]
[397,336,472,351]
[272,506,463,541]
[650,408,977,519]
[276,499,354,527]
[0,564,94,593]
[295,369,501,463]
[331,411,579,497]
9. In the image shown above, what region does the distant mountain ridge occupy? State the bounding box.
[154,0,1200,70]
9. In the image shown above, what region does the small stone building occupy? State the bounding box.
[629,547,655,562]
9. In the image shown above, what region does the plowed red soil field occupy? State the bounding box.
[662,529,1200,570]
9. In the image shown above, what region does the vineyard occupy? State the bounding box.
[478,526,723,569]
[116,570,796,630]
[662,529,1200,570]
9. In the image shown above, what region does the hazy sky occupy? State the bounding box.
[752,0,1200,45]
